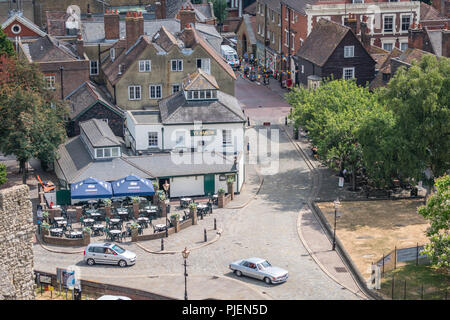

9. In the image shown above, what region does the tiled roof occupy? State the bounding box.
[238,14,257,45]
[153,26,179,51]
[281,0,318,15]
[79,119,121,148]
[183,69,220,90]
[192,2,215,21]
[396,47,434,66]
[64,81,124,120]
[420,2,448,21]
[244,2,257,15]
[45,11,69,37]
[369,47,403,91]
[20,35,80,63]
[296,19,350,67]
[159,90,246,125]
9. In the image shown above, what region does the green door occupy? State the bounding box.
[204,174,215,196]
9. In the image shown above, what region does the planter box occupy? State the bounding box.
[218,194,232,208]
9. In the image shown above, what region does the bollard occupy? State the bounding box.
[285,117,287,125]
[214,218,217,230]
[247,117,250,126]
[204,228,207,242]
[161,238,164,251]
[201,211,204,220]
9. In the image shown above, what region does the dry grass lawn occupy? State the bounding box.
[317,199,430,279]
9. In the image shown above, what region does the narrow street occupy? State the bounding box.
[33,77,360,299]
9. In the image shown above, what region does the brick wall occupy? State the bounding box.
[0,185,35,300]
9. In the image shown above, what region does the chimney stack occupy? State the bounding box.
[104,9,120,40]
[182,24,196,47]
[76,32,84,58]
[408,23,427,51]
[155,0,167,19]
[360,16,370,51]
[179,5,196,31]
[442,23,449,57]
[126,11,144,49]
[344,13,358,35]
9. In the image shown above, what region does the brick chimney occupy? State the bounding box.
[182,24,196,48]
[179,5,196,31]
[360,16,370,51]
[126,11,144,49]
[408,23,430,51]
[104,9,120,40]
[443,23,449,57]
[76,32,84,58]
[155,0,166,19]
[344,13,357,35]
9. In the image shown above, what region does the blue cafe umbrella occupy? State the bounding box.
[112,175,155,197]
[70,177,113,199]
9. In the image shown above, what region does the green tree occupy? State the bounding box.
[0,55,68,184]
[287,79,382,190]
[0,28,15,57]
[212,0,228,32]
[418,175,450,271]
[380,55,450,186]
[0,163,7,186]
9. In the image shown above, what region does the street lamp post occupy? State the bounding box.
[181,247,190,300]
[332,198,340,251]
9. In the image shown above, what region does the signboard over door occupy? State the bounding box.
[190,129,217,136]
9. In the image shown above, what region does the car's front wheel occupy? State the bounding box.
[234,270,242,277]
[118,260,127,268]
[86,258,95,266]
[264,277,272,285]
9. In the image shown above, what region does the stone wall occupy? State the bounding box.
[0,185,35,300]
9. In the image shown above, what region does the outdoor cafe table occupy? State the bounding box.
[109,229,121,241]
[138,217,150,227]
[50,228,63,237]
[54,217,64,221]
[110,218,121,224]
[144,206,158,210]
[66,230,82,238]
[116,208,128,213]
[89,212,102,219]
[154,224,166,232]
[56,220,67,226]
[83,218,94,225]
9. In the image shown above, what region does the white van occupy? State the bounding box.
[221,45,240,69]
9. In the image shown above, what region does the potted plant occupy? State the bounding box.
[227,175,235,200]
[130,222,139,242]
[82,227,92,234]
[42,211,49,222]
[152,181,159,191]
[131,196,140,204]
[103,199,112,207]
[218,188,225,195]
[41,221,50,236]
[170,213,180,222]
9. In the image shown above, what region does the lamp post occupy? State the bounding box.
[181,247,190,300]
[332,198,341,251]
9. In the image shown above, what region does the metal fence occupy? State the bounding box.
[374,244,449,300]
[376,244,429,276]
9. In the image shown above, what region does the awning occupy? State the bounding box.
[112,175,155,197]
[70,177,113,199]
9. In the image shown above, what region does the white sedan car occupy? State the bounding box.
[229,258,289,284]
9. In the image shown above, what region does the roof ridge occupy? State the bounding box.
[121,156,155,178]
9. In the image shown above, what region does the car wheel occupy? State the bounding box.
[86,258,95,266]
[264,277,272,285]
[234,270,242,277]
[118,260,127,268]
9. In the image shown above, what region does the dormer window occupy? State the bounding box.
[185,89,217,101]
[95,146,121,159]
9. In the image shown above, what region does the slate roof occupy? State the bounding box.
[158,90,246,125]
[79,119,121,148]
[64,81,124,120]
[296,19,351,67]
[20,35,80,63]
[55,136,153,184]
[281,0,318,15]
[191,2,216,22]
[237,14,257,45]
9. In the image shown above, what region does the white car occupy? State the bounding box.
[229,258,289,284]
[84,243,136,267]
[97,295,132,300]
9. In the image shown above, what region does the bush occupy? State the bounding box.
[218,188,225,194]
[189,202,197,209]
[0,163,7,186]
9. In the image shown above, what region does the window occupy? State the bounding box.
[196,58,211,74]
[95,147,120,159]
[344,46,355,58]
[301,65,304,74]
[44,75,56,90]
[90,60,98,75]
[343,67,355,80]
[272,33,275,44]
[128,85,141,100]
[111,147,119,157]
[353,0,364,3]
[383,42,394,52]
[110,48,115,61]
[271,11,274,22]
[149,85,162,99]
[400,42,408,51]
[383,16,394,33]
[222,130,232,145]
[172,84,180,93]
[401,15,411,32]
[284,30,289,46]
[138,60,151,72]
[96,148,103,158]
[104,148,111,157]
[171,59,183,72]
[291,33,295,51]
[258,24,261,35]
[148,132,158,147]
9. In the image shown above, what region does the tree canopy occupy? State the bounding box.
[0,55,68,184]
[418,174,450,270]
[0,29,15,57]
[212,0,228,31]
[0,163,7,186]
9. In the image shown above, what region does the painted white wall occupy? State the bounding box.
[170,176,205,198]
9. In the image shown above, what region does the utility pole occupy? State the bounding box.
[264,3,267,69]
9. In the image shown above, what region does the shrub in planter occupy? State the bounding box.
[170,213,180,221]
[130,222,140,230]
[103,199,112,207]
[189,202,197,210]
[41,221,50,230]
[131,196,140,204]
[42,211,49,221]
[152,181,159,190]
[218,188,225,195]
[83,227,92,234]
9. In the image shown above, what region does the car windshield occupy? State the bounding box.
[112,244,125,254]
[260,260,271,268]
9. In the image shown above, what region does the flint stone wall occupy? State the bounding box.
[0,185,35,300]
